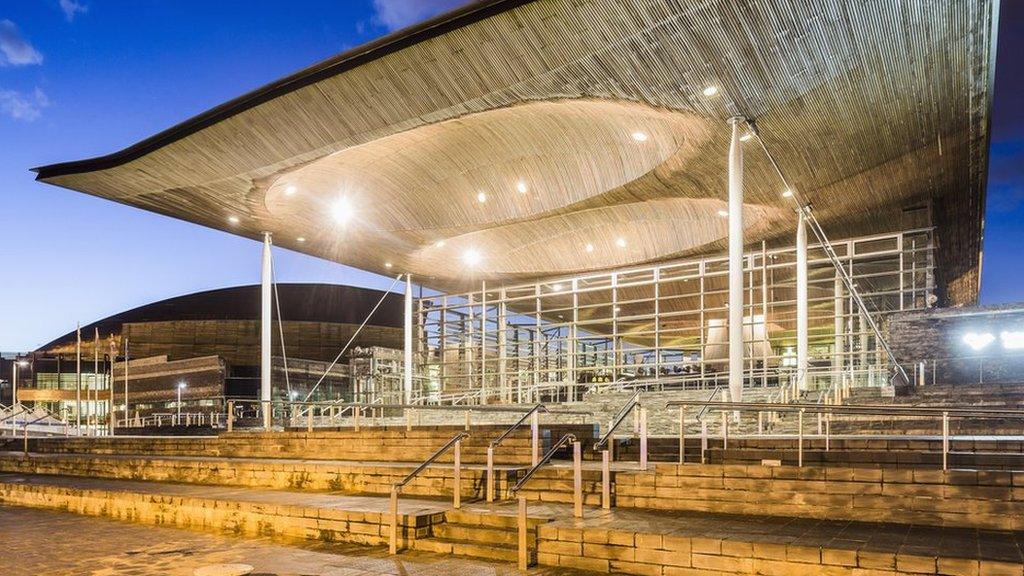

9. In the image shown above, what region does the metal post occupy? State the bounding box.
[227,400,234,432]
[389,487,399,554]
[486,446,495,503]
[721,411,728,450]
[942,411,949,471]
[798,409,805,467]
[354,405,361,431]
[639,406,648,470]
[796,213,808,389]
[76,324,82,434]
[727,116,745,405]
[572,441,582,518]
[464,409,471,431]
[825,413,831,451]
[453,439,462,509]
[530,411,539,466]
[517,497,529,570]
[405,408,412,431]
[601,449,611,509]
[678,406,685,464]
[260,232,272,407]
[306,408,313,433]
[404,274,413,404]
[701,419,708,463]
[262,400,271,431]
[757,411,763,435]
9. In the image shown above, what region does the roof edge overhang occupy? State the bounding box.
[32,0,532,180]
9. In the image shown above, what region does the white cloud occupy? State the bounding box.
[59,0,88,22]
[0,87,50,121]
[371,0,468,31]
[0,20,43,66]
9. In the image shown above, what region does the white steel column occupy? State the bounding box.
[404,274,413,404]
[796,212,809,389]
[260,232,272,405]
[727,117,744,405]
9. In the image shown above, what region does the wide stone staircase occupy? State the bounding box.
[2,387,1024,576]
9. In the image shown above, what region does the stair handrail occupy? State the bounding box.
[510,433,577,494]
[695,384,722,422]
[593,390,641,450]
[490,404,547,449]
[394,431,470,492]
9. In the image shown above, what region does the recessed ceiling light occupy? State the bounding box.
[227,216,239,224]
[703,85,719,97]
[435,240,446,248]
[585,243,595,253]
[297,237,306,242]
[516,181,528,194]
[631,131,648,142]
[462,249,482,266]
[739,133,753,142]
[477,191,487,203]
[782,189,794,198]
[615,238,627,248]
[614,306,622,313]
[717,210,729,217]
[332,197,354,224]
[384,262,393,269]
[551,283,564,292]
[284,185,297,196]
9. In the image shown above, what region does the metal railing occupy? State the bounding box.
[668,400,1024,471]
[510,433,580,515]
[593,390,648,469]
[486,404,546,502]
[388,431,469,554]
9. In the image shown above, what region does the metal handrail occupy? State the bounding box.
[593,391,640,450]
[666,400,1024,419]
[695,385,722,421]
[490,404,547,449]
[394,431,470,491]
[0,404,29,424]
[511,433,577,494]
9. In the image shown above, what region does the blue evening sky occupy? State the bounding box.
[0,1,1020,351]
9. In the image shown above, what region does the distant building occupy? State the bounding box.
[4,283,403,420]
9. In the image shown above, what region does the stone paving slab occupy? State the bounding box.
[0,504,585,576]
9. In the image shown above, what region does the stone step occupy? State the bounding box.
[410,537,521,563]
[433,521,526,547]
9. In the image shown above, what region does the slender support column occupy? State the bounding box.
[833,273,844,378]
[404,274,413,404]
[260,232,272,406]
[796,213,809,389]
[517,497,529,570]
[601,449,611,509]
[572,441,583,518]
[727,117,745,406]
[76,324,82,433]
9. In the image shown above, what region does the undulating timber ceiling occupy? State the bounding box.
[34,0,997,304]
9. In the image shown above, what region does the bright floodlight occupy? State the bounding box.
[435,240,446,248]
[551,283,564,292]
[1001,331,1024,350]
[476,191,487,203]
[962,332,995,351]
[284,185,297,196]
[585,243,595,253]
[782,189,794,198]
[178,381,187,389]
[384,262,393,268]
[516,181,528,194]
[462,249,482,266]
[631,131,648,142]
[297,237,306,243]
[717,209,729,217]
[227,216,240,224]
[332,197,354,224]
[739,133,753,142]
[615,238,626,248]
[702,85,719,97]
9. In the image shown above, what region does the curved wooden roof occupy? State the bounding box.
[34,0,997,304]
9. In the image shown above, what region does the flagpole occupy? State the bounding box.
[76,323,82,435]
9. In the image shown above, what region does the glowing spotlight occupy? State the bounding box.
[1002,331,1024,350]
[284,185,297,196]
[585,243,595,253]
[551,283,564,292]
[331,197,354,224]
[717,209,729,217]
[384,262,393,269]
[227,216,240,224]
[739,133,753,142]
[462,249,482,266]
[435,240,446,248]
[631,131,648,142]
[476,191,487,203]
[702,85,719,97]
[516,181,528,194]
[963,332,995,351]
[615,238,627,248]
[296,237,306,243]
[782,189,794,198]
[614,306,622,313]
